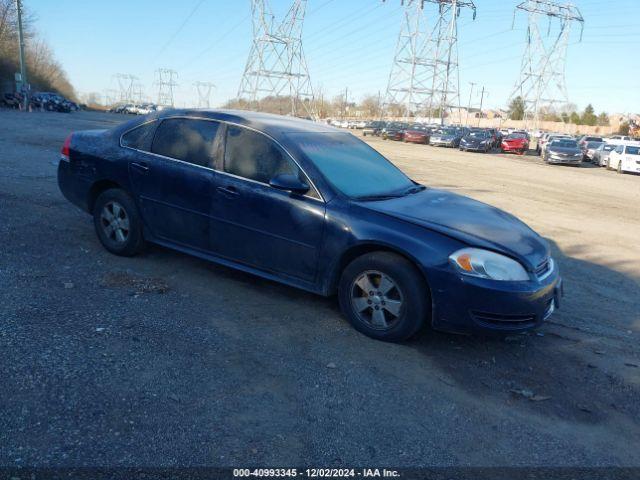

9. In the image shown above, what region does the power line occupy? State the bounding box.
[154,0,206,60]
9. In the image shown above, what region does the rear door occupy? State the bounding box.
[126,117,222,252]
[209,124,325,282]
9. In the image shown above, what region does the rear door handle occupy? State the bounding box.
[131,162,149,173]
[217,185,240,197]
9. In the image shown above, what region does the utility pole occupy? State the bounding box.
[194,81,216,108]
[15,0,28,110]
[155,68,178,107]
[466,82,476,126]
[238,0,316,119]
[477,86,486,127]
[508,1,584,130]
[343,87,348,119]
[382,0,476,122]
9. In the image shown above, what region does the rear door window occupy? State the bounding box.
[151,118,220,168]
[121,121,157,151]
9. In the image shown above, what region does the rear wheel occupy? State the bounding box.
[93,188,145,256]
[338,252,429,342]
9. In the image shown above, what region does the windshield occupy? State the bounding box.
[507,133,527,139]
[587,141,603,148]
[291,133,414,199]
[603,144,616,151]
[585,137,603,142]
[551,140,578,148]
[441,129,457,135]
[468,131,487,138]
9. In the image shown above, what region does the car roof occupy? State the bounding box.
[156,109,339,138]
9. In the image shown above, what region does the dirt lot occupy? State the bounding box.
[0,110,639,468]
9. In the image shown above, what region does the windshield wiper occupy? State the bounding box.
[355,185,425,201]
[354,193,404,201]
[404,185,426,195]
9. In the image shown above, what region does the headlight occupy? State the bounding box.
[449,248,530,281]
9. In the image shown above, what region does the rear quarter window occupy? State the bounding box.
[121,121,157,151]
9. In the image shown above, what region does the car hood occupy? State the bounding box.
[355,188,549,270]
[462,137,486,144]
[548,147,581,155]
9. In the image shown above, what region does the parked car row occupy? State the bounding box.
[108,103,160,115]
[1,92,81,112]
[31,92,80,112]
[328,119,367,129]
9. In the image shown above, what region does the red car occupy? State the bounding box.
[501,132,529,155]
[403,129,430,144]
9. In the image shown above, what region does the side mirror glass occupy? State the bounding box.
[269,173,310,195]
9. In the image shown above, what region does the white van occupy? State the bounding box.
[607,141,640,173]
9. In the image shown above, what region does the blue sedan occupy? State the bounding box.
[57,110,562,342]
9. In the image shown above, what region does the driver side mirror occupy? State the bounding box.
[269,173,310,195]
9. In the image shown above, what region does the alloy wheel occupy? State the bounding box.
[100,201,130,244]
[350,270,404,331]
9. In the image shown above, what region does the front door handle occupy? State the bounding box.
[131,162,149,173]
[217,185,240,197]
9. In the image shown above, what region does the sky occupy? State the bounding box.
[27,0,640,114]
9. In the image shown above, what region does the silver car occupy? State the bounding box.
[583,141,604,161]
[592,143,618,167]
[544,139,584,165]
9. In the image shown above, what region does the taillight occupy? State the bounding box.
[61,134,72,161]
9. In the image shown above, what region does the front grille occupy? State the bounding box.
[471,311,537,330]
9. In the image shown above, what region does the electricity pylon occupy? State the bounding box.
[194,81,216,108]
[155,68,178,107]
[382,0,476,124]
[508,0,584,129]
[114,73,137,104]
[238,0,316,119]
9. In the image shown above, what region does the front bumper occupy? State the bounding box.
[431,139,455,147]
[502,143,527,153]
[429,263,563,335]
[460,143,487,151]
[547,155,583,164]
[405,136,429,144]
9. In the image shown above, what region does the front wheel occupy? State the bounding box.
[338,252,429,342]
[93,188,146,256]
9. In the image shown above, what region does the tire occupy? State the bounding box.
[93,188,145,256]
[338,252,429,342]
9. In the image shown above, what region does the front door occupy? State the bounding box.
[210,124,325,282]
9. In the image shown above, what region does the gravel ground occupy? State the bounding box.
[0,110,639,468]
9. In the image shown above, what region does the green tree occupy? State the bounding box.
[507,96,525,120]
[597,112,610,126]
[570,111,581,124]
[581,104,597,126]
